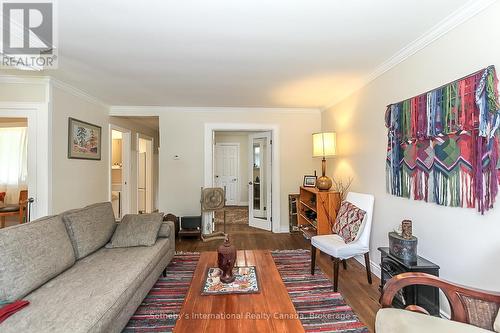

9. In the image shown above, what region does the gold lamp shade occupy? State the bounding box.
[312,132,336,191]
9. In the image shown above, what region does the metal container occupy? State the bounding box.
[389,232,418,263]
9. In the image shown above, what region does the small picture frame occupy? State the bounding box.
[303,175,317,188]
[68,117,102,160]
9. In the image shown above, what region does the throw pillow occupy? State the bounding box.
[158,221,173,238]
[106,213,163,248]
[332,201,366,243]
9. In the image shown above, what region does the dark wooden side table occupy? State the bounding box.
[378,247,440,316]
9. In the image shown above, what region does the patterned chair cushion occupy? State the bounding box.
[332,201,366,243]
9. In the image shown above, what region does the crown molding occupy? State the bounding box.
[110,105,321,116]
[322,0,497,111]
[49,78,108,108]
[0,74,108,108]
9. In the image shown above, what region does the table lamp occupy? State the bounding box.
[312,132,336,191]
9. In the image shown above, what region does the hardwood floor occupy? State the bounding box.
[175,224,381,332]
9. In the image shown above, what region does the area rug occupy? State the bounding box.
[272,250,368,333]
[123,250,368,332]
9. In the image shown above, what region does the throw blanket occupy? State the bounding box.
[0,300,30,324]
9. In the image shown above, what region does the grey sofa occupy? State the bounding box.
[0,202,175,333]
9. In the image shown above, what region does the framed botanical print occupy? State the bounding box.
[68,117,102,160]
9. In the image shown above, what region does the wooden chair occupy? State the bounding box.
[0,192,5,203]
[377,272,500,332]
[0,190,28,228]
[310,192,375,292]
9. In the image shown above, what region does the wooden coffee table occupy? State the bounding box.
[174,250,305,333]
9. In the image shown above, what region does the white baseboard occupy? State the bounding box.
[353,255,382,279]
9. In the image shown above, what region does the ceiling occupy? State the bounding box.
[3,0,477,108]
[113,116,159,132]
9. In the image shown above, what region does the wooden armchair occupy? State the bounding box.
[0,190,28,228]
[377,272,500,332]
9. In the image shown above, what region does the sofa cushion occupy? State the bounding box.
[375,308,492,333]
[107,213,163,248]
[495,309,500,332]
[62,202,116,259]
[0,237,172,333]
[0,215,76,303]
[158,220,174,238]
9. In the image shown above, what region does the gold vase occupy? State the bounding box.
[316,157,333,191]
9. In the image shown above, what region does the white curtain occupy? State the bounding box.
[0,127,28,204]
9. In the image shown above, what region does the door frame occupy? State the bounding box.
[0,103,50,219]
[109,124,131,217]
[248,132,272,230]
[213,142,240,206]
[136,133,154,213]
[204,123,280,234]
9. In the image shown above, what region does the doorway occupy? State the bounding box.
[110,126,131,219]
[206,124,279,234]
[137,135,153,214]
[0,117,29,228]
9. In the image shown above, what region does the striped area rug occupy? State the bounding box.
[123,250,368,332]
[272,250,368,333]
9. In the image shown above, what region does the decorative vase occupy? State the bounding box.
[401,220,412,239]
[217,237,236,283]
[316,157,333,191]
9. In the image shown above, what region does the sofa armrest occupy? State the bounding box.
[381,272,500,330]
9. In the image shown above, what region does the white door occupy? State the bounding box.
[248,132,272,231]
[137,135,153,213]
[214,143,239,205]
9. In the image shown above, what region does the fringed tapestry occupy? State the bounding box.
[386,66,500,214]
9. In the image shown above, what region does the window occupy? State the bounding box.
[0,127,28,203]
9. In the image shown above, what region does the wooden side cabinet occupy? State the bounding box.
[297,186,341,239]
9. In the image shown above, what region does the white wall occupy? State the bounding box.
[154,109,321,231]
[322,1,500,302]
[50,85,110,214]
[214,131,250,205]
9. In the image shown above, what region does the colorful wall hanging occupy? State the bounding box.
[385,66,500,214]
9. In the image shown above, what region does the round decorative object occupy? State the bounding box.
[201,187,225,211]
[316,175,333,191]
[217,237,236,283]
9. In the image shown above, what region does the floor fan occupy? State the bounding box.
[200,187,227,242]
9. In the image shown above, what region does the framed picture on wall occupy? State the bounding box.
[303,175,317,188]
[68,117,102,160]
